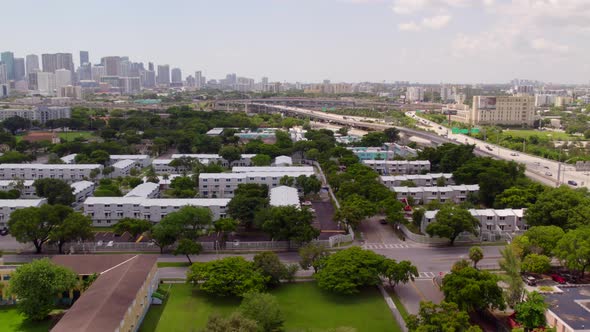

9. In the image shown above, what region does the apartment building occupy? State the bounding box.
[112,159,136,177]
[60,154,77,164]
[362,160,431,175]
[83,197,230,226]
[348,144,418,161]
[452,96,535,126]
[0,106,71,123]
[231,166,314,173]
[152,154,257,173]
[109,155,151,168]
[141,175,182,190]
[0,199,47,228]
[392,185,479,204]
[0,164,103,181]
[274,156,293,166]
[380,173,454,187]
[124,182,159,198]
[199,171,314,198]
[71,181,95,203]
[422,208,526,240]
[0,180,36,197]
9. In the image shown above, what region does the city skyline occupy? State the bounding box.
[2,0,590,84]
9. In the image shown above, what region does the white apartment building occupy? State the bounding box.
[468,96,535,126]
[0,180,36,198]
[380,173,454,187]
[231,166,314,173]
[109,155,152,168]
[37,72,56,96]
[60,154,77,164]
[0,164,103,181]
[71,181,95,203]
[55,69,72,89]
[274,156,293,166]
[83,197,230,226]
[422,208,526,241]
[199,171,315,198]
[0,199,47,228]
[0,106,71,123]
[141,175,182,190]
[393,185,479,204]
[362,160,431,175]
[269,186,300,208]
[152,154,257,173]
[124,182,159,198]
[112,159,136,178]
[406,87,424,102]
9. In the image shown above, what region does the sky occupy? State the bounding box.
[3,0,590,84]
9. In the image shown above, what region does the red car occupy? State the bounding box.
[551,274,566,284]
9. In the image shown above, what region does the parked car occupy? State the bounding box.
[545,172,552,176]
[562,273,579,283]
[522,275,537,286]
[510,152,519,156]
[301,201,313,206]
[0,227,8,236]
[379,219,388,225]
[568,180,578,186]
[551,274,567,284]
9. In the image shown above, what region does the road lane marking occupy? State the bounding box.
[362,243,411,249]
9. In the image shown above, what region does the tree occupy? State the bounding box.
[299,242,330,273]
[493,186,538,209]
[202,312,258,332]
[358,132,388,147]
[9,258,78,321]
[187,257,268,297]
[418,143,475,173]
[253,251,289,287]
[33,178,75,206]
[425,205,479,246]
[441,265,505,312]
[296,175,322,195]
[468,246,484,268]
[380,259,418,288]
[150,221,182,253]
[383,128,400,142]
[335,195,376,230]
[214,217,238,244]
[89,149,110,165]
[8,204,73,253]
[2,116,31,134]
[407,301,483,332]
[219,145,242,166]
[228,184,269,228]
[522,254,551,274]
[162,206,212,239]
[251,154,272,166]
[554,227,590,277]
[239,292,284,332]
[113,218,153,238]
[174,238,203,264]
[50,212,93,254]
[260,206,319,248]
[499,246,525,307]
[525,186,590,230]
[523,226,565,256]
[315,247,385,295]
[169,176,196,198]
[514,292,548,332]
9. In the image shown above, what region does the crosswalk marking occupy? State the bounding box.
[418,272,436,278]
[362,243,411,249]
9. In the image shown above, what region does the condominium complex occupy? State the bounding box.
[231,166,314,173]
[152,154,256,173]
[392,185,479,204]
[70,181,95,203]
[0,180,94,203]
[112,159,137,177]
[109,155,152,168]
[362,160,431,175]
[422,208,527,241]
[198,170,315,198]
[83,197,230,226]
[0,106,71,123]
[450,95,535,126]
[380,173,454,187]
[0,164,103,181]
[0,199,47,228]
[124,182,159,198]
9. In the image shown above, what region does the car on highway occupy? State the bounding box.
[568,180,578,186]
[485,145,493,151]
[545,172,552,176]
[551,274,567,284]
[510,152,519,156]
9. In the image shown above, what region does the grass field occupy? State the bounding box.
[502,129,576,140]
[140,283,400,332]
[0,307,53,332]
[157,262,191,268]
[57,131,94,142]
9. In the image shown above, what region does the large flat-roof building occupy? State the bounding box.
[451,95,535,126]
[269,186,300,208]
[348,144,418,160]
[198,171,314,198]
[231,166,314,173]
[392,185,479,204]
[544,287,590,332]
[124,182,159,198]
[83,197,230,226]
[153,154,257,173]
[109,155,152,168]
[0,106,71,123]
[380,173,454,187]
[362,160,431,175]
[0,199,46,228]
[0,164,103,181]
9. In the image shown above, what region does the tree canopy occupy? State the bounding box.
[525,186,590,230]
[33,178,75,206]
[425,204,480,246]
[113,218,153,238]
[514,292,548,331]
[407,301,483,332]
[554,227,590,276]
[441,265,505,312]
[259,206,319,246]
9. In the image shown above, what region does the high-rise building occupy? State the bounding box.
[0,83,9,98]
[58,85,82,99]
[195,71,202,89]
[186,75,195,88]
[13,58,25,81]
[140,70,156,88]
[157,65,170,85]
[101,56,122,76]
[91,65,106,82]
[37,72,56,96]
[452,96,535,126]
[80,51,89,65]
[406,87,424,102]
[440,85,452,102]
[78,62,92,81]
[171,68,182,84]
[148,62,154,71]
[42,53,74,73]
[27,72,38,90]
[26,54,39,75]
[1,52,15,80]
[0,63,7,84]
[55,69,72,89]
[119,77,141,94]
[119,59,130,77]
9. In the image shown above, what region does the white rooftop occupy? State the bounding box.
[270,186,300,208]
[60,154,77,163]
[84,197,230,207]
[112,159,136,169]
[171,153,257,160]
[0,180,35,186]
[0,163,101,169]
[124,182,159,198]
[152,159,173,165]
[0,199,46,208]
[110,155,150,160]
[200,171,314,179]
[70,181,94,195]
[142,174,182,185]
[232,166,314,173]
[274,156,293,165]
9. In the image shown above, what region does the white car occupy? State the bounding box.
[302,201,312,206]
[510,152,519,156]
[545,172,552,176]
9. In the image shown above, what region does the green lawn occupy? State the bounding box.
[140,283,400,332]
[502,129,576,141]
[157,262,191,268]
[0,307,53,332]
[57,131,94,142]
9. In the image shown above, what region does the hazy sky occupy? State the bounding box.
[3,0,590,83]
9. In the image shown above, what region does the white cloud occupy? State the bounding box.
[530,38,570,54]
[398,22,421,31]
[422,15,451,29]
[391,0,481,14]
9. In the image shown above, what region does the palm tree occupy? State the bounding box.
[499,246,524,308]
[469,246,484,268]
